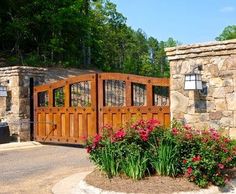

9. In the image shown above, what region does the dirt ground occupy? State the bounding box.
[85,169,201,194]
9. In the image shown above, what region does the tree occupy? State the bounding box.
[0,0,178,77]
[216,25,236,41]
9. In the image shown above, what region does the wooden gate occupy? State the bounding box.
[34,73,170,144]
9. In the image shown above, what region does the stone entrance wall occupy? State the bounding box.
[0,66,99,141]
[165,39,236,138]
[0,66,45,141]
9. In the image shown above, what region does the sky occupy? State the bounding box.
[111,0,236,44]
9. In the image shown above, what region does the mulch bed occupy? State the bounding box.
[84,169,202,194]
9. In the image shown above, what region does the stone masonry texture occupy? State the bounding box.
[165,39,236,138]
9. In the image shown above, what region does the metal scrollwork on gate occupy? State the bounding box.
[153,86,169,106]
[38,91,49,107]
[132,83,146,106]
[104,80,126,107]
[70,81,91,107]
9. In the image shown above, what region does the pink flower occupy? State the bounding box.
[184,125,192,130]
[113,129,126,142]
[92,134,102,149]
[172,128,179,135]
[93,134,101,144]
[147,118,160,128]
[222,148,228,153]
[185,132,193,140]
[224,138,230,143]
[226,157,232,163]
[138,129,149,141]
[218,163,224,169]
[209,128,220,140]
[86,146,92,153]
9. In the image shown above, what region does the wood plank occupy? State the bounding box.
[69,113,75,138]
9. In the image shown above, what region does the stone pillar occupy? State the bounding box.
[165,39,236,138]
[0,66,46,141]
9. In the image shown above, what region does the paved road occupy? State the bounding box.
[0,145,93,194]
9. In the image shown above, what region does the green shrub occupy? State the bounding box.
[86,119,236,188]
[120,143,149,180]
[149,139,178,177]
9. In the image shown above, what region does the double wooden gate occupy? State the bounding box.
[34,73,170,144]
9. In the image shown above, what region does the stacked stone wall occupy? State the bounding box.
[0,66,46,141]
[165,39,236,138]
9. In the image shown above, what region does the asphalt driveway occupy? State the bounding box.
[0,144,93,194]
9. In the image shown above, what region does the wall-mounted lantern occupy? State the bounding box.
[0,84,7,97]
[0,80,9,97]
[184,65,203,90]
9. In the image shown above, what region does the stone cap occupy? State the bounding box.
[0,66,46,78]
[0,66,101,81]
[165,39,236,61]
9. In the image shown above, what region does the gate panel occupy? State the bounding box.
[34,74,97,144]
[98,73,170,133]
[34,73,170,145]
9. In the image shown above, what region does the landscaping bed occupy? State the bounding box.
[85,169,200,194]
[86,119,236,190]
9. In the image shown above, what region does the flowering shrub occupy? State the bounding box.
[86,119,236,187]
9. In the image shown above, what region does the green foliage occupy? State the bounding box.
[216,25,236,41]
[121,143,149,180]
[89,138,120,178]
[0,0,178,77]
[149,139,178,177]
[87,119,236,188]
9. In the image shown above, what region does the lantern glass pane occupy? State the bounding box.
[0,86,7,96]
[185,80,196,90]
[185,75,191,81]
[192,74,197,81]
[196,80,203,90]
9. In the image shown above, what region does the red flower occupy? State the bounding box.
[113,129,126,142]
[224,138,230,143]
[184,125,192,130]
[222,148,228,153]
[192,155,201,162]
[93,134,101,144]
[86,146,92,153]
[183,159,187,164]
[147,118,160,128]
[92,134,102,149]
[172,128,178,135]
[218,163,224,169]
[138,129,149,141]
[226,157,232,163]
[209,128,220,140]
[187,167,193,175]
[185,132,193,140]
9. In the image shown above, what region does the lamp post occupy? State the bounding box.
[184,65,203,91]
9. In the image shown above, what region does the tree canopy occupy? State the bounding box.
[216,25,236,41]
[0,0,178,77]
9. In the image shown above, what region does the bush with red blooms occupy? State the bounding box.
[170,121,236,187]
[86,118,236,187]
